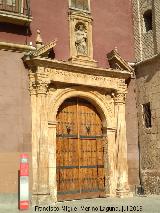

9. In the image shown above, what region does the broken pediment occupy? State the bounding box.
[107,48,135,77]
[32,40,57,58]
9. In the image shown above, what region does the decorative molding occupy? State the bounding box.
[0,10,32,26]
[0,41,36,52]
[49,68,120,90]
[24,57,131,80]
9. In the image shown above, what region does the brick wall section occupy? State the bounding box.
[136,57,160,194]
[154,0,160,53]
[0,50,32,193]
[132,0,155,61]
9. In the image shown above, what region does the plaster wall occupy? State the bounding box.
[136,58,160,194]
[0,50,32,193]
[0,0,134,67]
[126,79,139,191]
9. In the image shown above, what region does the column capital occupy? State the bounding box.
[36,82,48,95]
[114,92,126,104]
[36,72,50,95]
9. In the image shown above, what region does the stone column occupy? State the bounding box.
[114,93,130,197]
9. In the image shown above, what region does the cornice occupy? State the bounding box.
[0,41,36,52]
[24,57,131,80]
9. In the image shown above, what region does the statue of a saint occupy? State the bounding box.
[75,24,87,55]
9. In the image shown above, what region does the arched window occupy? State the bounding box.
[143,10,152,32]
[70,0,89,11]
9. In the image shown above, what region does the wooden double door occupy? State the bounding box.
[56,97,105,201]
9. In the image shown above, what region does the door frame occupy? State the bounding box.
[31,86,129,205]
[47,89,114,202]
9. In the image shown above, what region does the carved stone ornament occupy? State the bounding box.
[114,93,126,104]
[107,48,135,78]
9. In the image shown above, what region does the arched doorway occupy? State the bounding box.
[56,97,105,201]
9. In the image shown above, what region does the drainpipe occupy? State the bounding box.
[137,135,144,195]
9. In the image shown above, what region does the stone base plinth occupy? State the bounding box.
[32,194,57,206]
[116,189,133,198]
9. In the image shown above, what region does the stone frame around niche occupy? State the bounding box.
[68,10,97,67]
[69,0,91,13]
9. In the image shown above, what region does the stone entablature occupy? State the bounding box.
[26,57,130,92]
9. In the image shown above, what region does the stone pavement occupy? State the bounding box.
[1,196,160,213]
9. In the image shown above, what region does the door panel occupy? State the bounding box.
[56,97,105,201]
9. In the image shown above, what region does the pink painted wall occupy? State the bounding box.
[0,0,134,67]
[91,0,135,67]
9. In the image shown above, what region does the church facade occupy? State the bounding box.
[1,0,159,205]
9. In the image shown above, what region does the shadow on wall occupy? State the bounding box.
[136,60,160,82]
[0,22,32,36]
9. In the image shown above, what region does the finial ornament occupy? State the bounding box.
[114,46,118,52]
[36,29,43,49]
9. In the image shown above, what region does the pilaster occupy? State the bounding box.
[114,92,131,198]
[106,128,117,197]
[48,121,57,203]
[30,67,52,205]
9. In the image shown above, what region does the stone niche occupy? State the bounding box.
[68,10,97,67]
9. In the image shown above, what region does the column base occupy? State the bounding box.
[105,193,117,198]
[116,189,133,198]
[31,194,57,206]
